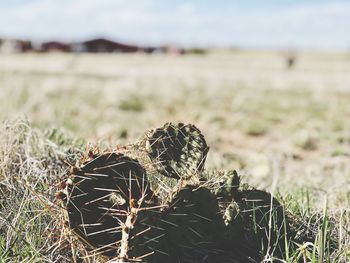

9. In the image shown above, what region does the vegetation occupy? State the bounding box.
[0,51,349,262]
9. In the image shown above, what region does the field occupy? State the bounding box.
[0,50,350,262]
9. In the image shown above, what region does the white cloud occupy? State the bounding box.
[0,0,349,49]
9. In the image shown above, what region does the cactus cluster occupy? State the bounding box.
[57,122,307,262]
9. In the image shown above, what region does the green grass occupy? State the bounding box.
[119,94,145,112]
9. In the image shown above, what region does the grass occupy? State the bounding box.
[1,120,348,262]
[0,51,349,262]
[119,94,145,112]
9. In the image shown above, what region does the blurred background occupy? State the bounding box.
[1,0,350,206]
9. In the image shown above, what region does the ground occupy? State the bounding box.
[0,50,349,262]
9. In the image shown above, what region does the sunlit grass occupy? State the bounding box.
[0,51,349,262]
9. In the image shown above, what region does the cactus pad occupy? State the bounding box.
[129,185,226,262]
[147,122,209,180]
[65,152,154,257]
[236,189,289,259]
[213,170,241,200]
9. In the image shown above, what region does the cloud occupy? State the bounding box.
[0,0,349,49]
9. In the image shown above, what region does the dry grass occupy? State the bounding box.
[0,50,349,262]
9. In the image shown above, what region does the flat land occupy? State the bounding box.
[0,50,349,261]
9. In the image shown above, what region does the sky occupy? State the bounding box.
[0,0,350,50]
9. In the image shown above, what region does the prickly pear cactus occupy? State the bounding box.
[212,170,241,200]
[57,123,304,262]
[64,151,155,257]
[129,185,226,262]
[146,123,209,180]
[223,201,244,237]
[233,189,289,259]
[163,186,225,260]
[207,170,290,260]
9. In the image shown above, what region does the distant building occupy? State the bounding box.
[0,39,32,53]
[17,40,32,52]
[159,45,185,55]
[142,46,157,54]
[82,38,140,53]
[0,37,176,54]
[41,41,71,52]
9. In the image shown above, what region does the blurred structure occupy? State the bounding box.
[286,56,296,69]
[0,37,207,55]
[78,38,157,53]
[0,38,32,53]
[282,51,297,70]
[81,38,139,53]
[163,45,185,55]
[41,41,71,52]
